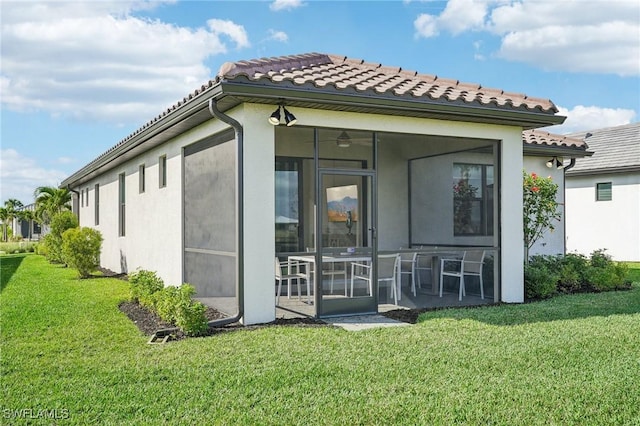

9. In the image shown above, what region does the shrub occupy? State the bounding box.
[128,269,164,309]
[524,261,557,299]
[46,211,78,263]
[153,284,208,336]
[61,227,103,278]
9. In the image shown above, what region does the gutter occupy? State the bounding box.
[218,80,566,128]
[66,185,80,220]
[152,98,245,340]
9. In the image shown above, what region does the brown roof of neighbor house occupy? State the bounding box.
[565,122,640,174]
[61,52,568,187]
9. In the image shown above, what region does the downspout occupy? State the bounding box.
[560,158,576,256]
[66,185,80,224]
[205,98,245,327]
[153,98,244,339]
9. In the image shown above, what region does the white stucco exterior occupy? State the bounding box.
[565,172,640,261]
[71,102,532,324]
[523,156,567,258]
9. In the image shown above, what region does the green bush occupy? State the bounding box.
[153,284,208,336]
[61,227,103,278]
[127,270,209,336]
[524,261,557,299]
[128,270,164,309]
[45,211,79,263]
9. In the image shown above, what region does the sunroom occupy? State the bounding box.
[273,125,500,317]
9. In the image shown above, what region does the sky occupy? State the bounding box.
[1,0,639,204]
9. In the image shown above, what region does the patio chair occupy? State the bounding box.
[351,254,401,305]
[415,253,434,291]
[439,250,485,301]
[399,251,418,297]
[275,257,311,304]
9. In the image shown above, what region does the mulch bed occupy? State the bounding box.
[118,301,330,340]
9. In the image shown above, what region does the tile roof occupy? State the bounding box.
[522,129,588,150]
[61,52,567,187]
[565,122,640,174]
[217,52,559,115]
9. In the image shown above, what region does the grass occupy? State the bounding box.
[0,241,38,255]
[2,254,640,425]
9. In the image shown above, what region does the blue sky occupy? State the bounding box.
[1,0,639,204]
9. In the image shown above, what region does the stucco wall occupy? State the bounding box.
[523,156,567,257]
[566,173,640,261]
[75,116,230,287]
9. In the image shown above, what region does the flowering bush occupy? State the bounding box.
[523,171,561,262]
[453,178,478,234]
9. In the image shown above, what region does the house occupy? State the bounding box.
[12,203,42,241]
[61,52,589,325]
[564,123,640,261]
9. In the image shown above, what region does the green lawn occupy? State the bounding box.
[2,254,639,425]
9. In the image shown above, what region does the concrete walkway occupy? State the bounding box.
[325,314,411,331]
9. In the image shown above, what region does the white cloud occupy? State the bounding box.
[0,2,250,125]
[207,19,250,49]
[270,0,304,12]
[545,105,637,134]
[413,0,640,76]
[56,157,76,165]
[0,149,68,204]
[267,29,289,43]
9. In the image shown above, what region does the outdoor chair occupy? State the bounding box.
[399,251,418,297]
[415,253,434,292]
[439,250,485,301]
[275,257,311,304]
[351,254,401,305]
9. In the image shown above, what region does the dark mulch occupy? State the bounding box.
[118,300,330,340]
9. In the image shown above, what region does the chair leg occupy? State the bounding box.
[459,276,465,301]
[480,275,484,299]
[276,279,281,304]
[439,272,444,298]
[411,266,416,297]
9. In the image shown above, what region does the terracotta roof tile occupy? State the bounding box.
[63,52,566,187]
[218,52,558,114]
[522,129,588,150]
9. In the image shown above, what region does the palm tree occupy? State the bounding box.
[34,187,71,225]
[0,207,8,242]
[1,199,23,241]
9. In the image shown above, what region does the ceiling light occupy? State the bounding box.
[336,131,351,148]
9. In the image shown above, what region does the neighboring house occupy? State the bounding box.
[62,52,589,325]
[522,130,591,258]
[12,203,42,241]
[564,123,640,261]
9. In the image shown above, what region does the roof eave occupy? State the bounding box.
[61,85,224,188]
[566,165,640,176]
[218,80,565,129]
[523,143,594,158]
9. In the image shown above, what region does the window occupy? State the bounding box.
[159,155,167,188]
[94,184,100,225]
[81,189,84,207]
[596,182,612,201]
[118,173,126,236]
[139,164,146,193]
[85,188,89,206]
[453,163,494,236]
